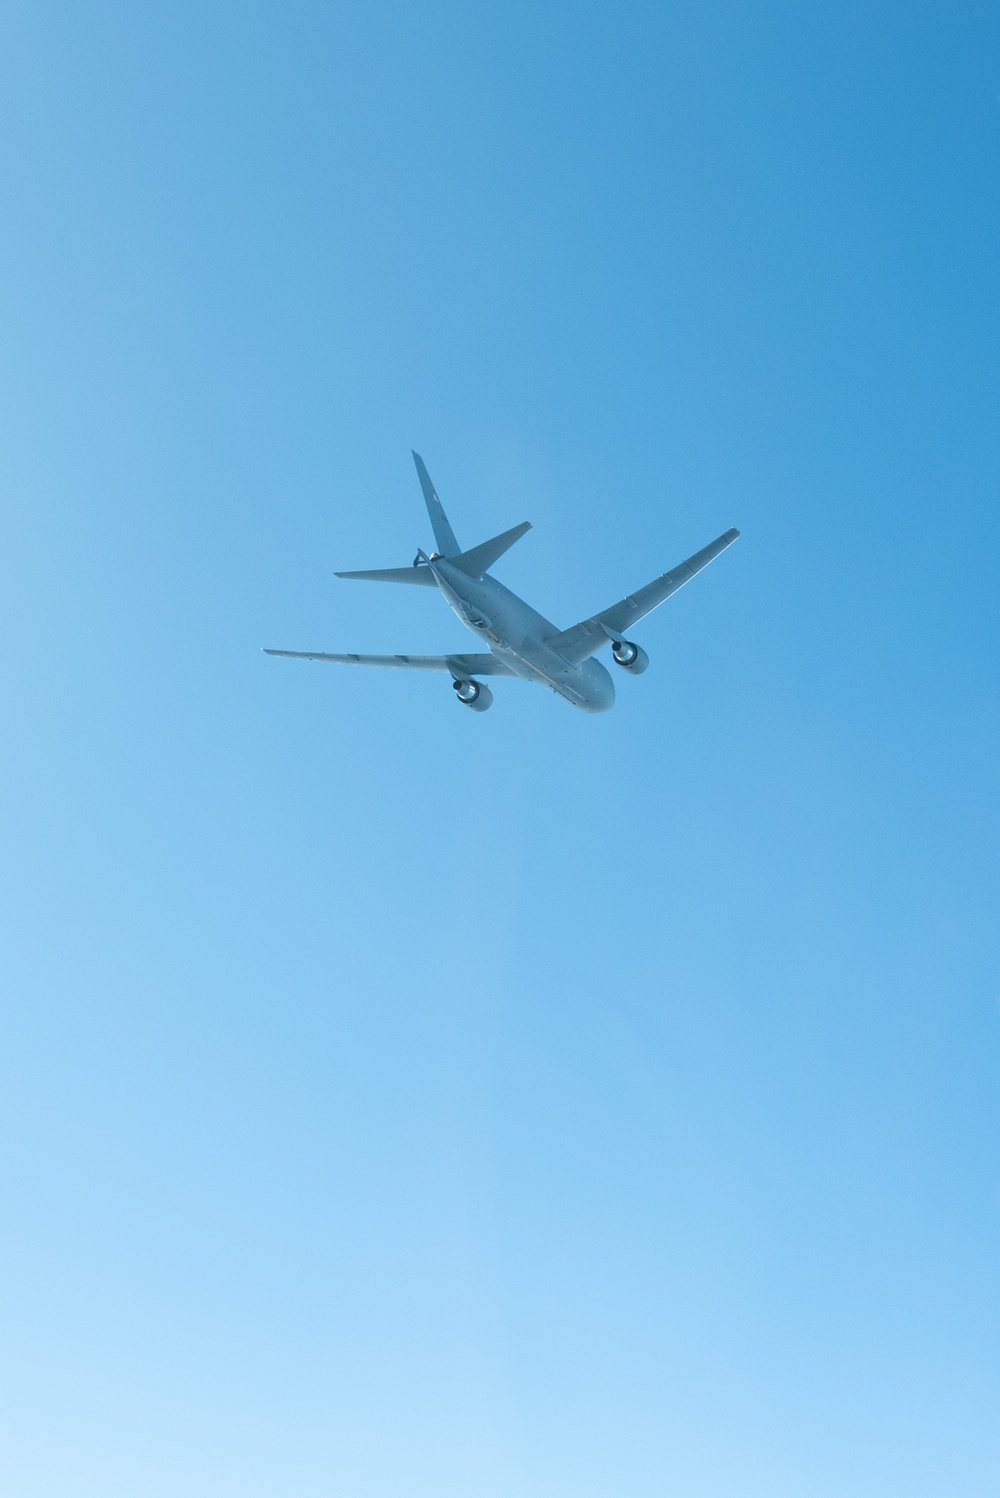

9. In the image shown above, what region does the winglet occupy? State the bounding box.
[412,451,460,557]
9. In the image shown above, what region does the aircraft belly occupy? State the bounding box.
[434,562,613,710]
[498,638,612,711]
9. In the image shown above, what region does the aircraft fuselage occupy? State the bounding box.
[429,556,616,713]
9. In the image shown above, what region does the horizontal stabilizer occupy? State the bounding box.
[335,565,437,585]
[264,648,514,676]
[451,521,532,578]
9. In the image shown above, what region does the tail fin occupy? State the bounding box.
[451,522,531,578]
[412,451,460,556]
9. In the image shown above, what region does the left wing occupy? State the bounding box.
[547,528,739,666]
[264,649,514,676]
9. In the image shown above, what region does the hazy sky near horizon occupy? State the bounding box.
[1,3,998,1495]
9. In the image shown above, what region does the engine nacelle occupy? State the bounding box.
[453,677,493,712]
[611,639,649,675]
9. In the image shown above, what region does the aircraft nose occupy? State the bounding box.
[582,659,615,712]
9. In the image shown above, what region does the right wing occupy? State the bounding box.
[547,528,740,666]
[263,648,514,676]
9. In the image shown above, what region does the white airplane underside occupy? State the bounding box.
[266,452,739,714]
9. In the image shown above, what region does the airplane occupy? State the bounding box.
[265,452,739,714]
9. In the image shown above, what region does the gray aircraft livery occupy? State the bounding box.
[265,452,739,714]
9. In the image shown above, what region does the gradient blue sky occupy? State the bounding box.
[2,3,998,1495]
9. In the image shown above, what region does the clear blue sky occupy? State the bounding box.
[1,3,998,1494]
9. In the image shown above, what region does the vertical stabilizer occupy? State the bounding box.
[412,451,460,556]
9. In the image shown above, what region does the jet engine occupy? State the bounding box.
[453,678,494,712]
[611,639,649,675]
